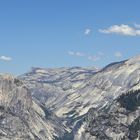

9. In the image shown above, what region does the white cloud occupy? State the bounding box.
[0,56,12,61]
[115,52,122,58]
[68,51,75,56]
[68,51,85,57]
[88,55,101,61]
[134,23,140,28]
[84,28,91,35]
[68,51,102,62]
[99,24,140,36]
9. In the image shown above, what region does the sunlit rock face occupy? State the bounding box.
[1,55,140,140]
[77,90,140,140]
[0,75,65,140]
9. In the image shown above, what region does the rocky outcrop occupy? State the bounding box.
[0,75,65,140]
[81,90,140,140]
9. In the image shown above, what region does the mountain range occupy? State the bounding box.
[0,55,140,140]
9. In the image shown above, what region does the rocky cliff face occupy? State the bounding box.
[76,90,140,140]
[0,55,140,140]
[0,75,65,140]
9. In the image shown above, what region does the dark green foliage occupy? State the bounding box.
[128,117,140,140]
[40,104,51,119]
[117,89,140,111]
[14,79,23,86]
[54,132,74,140]
[0,106,5,111]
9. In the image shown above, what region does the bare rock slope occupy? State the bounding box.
[0,55,140,140]
[20,55,140,140]
[0,75,65,140]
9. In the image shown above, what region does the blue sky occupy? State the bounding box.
[0,0,140,75]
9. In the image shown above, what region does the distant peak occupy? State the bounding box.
[0,74,14,80]
[126,54,140,64]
